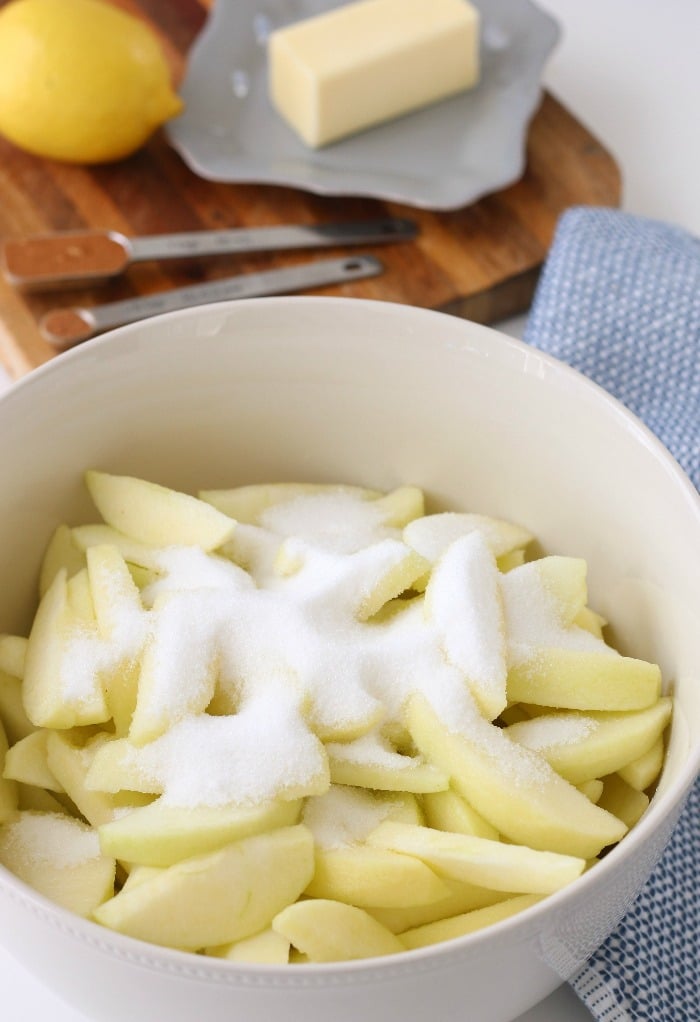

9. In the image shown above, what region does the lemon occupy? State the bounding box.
[0,0,183,163]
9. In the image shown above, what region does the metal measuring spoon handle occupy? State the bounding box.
[40,255,384,349]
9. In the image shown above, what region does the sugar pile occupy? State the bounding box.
[65,489,616,809]
[1,812,102,868]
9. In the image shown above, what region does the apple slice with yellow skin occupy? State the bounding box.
[0,718,18,822]
[399,894,544,950]
[38,524,86,598]
[272,898,403,962]
[0,811,115,917]
[367,822,585,894]
[0,635,27,679]
[85,471,236,551]
[406,692,627,859]
[369,879,513,934]
[94,824,314,950]
[98,798,302,867]
[422,788,499,840]
[304,844,449,908]
[3,730,64,792]
[504,698,672,784]
[206,928,290,964]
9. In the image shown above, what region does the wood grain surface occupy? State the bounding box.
[0,0,621,378]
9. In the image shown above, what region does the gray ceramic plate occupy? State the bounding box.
[166,0,561,210]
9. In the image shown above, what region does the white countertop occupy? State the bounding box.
[1,2,698,1019]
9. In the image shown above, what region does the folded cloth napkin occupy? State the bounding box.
[524,206,699,1022]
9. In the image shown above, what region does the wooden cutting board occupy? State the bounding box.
[0,0,621,379]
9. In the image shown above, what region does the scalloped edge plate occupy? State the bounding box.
[166,0,561,211]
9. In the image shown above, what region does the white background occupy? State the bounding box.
[1,1,699,1018]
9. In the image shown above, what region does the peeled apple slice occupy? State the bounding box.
[0,811,115,916]
[406,692,627,859]
[85,471,236,551]
[504,698,672,784]
[98,798,302,867]
[367,821,585,894]
[94,825,315,950]
[273,898,403,962]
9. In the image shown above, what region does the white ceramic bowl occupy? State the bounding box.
[0,297,698,1022]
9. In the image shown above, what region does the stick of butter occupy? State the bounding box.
[268,0,480,148]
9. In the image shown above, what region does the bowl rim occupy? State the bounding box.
[0,296,698,981]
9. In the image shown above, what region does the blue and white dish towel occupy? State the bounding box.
[524,207,699,1022]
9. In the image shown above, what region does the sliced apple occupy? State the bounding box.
[0,811,115,917]
[422,788,499,840]
[304,844,449,908]
[98,798,302,867]
[597,774,650,828]
[504,698,672,784]
[23,570,109,729]
[368,878,513,934]
[507,647,662,711]
[3,730,63,792]
[403,512,533,564]
[38,524,86,598]
[406,692,627,858]
[367,822,585,894]
[0,718,18,822]
[94,824,314,950]
[0,635,27,679]
[272,898,403,962]
[85,470,236,551]
[0,670,35,744]
[618,737,665,791]
[425,532,507,720]
[399,894,544,950]
[206,928,291,964]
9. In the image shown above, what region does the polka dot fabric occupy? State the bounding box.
[525,206,699,1022]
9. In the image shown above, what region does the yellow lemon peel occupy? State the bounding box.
[0,0,183,163]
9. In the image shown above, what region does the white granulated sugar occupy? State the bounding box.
[302,786,395,849]
[3,813,101,868]
[260,492,399,554]
[144,546,253,602]
[426,532,507,719]
[60,553,148,707]
[67,499,579,810]
[501,562,613,666]
[327,729,423,771]
[133,681,327,808]
[134,589,225,729]
[508,714,598,751]
[218,523,284,586]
